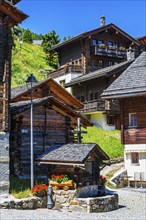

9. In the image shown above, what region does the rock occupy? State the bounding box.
[69,205,85,212]
[70,199,78,205]
[75,185,99,198]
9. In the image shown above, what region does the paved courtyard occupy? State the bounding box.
[1,188,146,220]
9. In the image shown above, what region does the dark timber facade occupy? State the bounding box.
[0,0,27,195]
[48,20,142,130]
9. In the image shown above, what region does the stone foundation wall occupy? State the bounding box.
[53,190,118,212]
[0,132,9,195]
[0,190,118,212]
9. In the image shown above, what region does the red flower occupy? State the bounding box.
[31,184,48,196]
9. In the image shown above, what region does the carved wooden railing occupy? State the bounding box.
[91,45,127,58]
[49,64,83,78]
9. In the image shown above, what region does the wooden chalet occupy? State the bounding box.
[0,0,27,194]
[10,78,92,179]
[46,17,142,130]
[49,21,140,75]
[38,143,109,187]
[65,59,134,130]
[102,52,146,186]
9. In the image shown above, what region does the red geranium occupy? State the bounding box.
[99,175,107,185]
[32,184,48,196]
[51,174,69,183]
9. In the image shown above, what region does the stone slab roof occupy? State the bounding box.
[38,143,109,165]
[65,59,134,87]
[102,52,146,99]
[49,23,140,52]
[10,96,92,127]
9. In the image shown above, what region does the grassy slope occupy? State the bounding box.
[82,126,124,159]
[11,40,53,88]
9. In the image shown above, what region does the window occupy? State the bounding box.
[131,152,139,164]
[90,93,94,101]
[107,115,115,125]
[81,96,85,102]
[98,60,103,68]
[98,40,103,45]
[95,92,99,99]
[129,113,137,127]
[92,39,97,46]
[107,41,113,46]
[59,80,65,87]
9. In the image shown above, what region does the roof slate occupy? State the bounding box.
[65,59,134,87]
[49,23,140,51]
[38,143,109,164]
[101,52,146,98]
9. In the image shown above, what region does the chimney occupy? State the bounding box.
[100,15,106,27]
[126,47,135,60]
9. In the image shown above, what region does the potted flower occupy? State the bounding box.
[98,175,106,195]
[109,45,115,50]
[119,46,126,52]
[31,184,48,197]
[49,174,73,188]
[99,175,107,186]
[99,43,106,49]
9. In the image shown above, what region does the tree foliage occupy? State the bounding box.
[41,30,60,68]
[22,29,33,43]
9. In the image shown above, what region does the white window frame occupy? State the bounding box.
[129,113,137,128]
[131,152,139,165]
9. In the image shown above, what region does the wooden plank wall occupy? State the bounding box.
[122,96,146,144]
[0,17,12,132]
[10,105,75,178]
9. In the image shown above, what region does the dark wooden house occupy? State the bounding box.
[102,52,146,185]
[10,78,92,179]
[65,59,134,130]
[0,0,27,194]
[47,18,142,130]
[49,20,140,75]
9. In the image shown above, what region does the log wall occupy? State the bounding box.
[0,16,12,132]
[121,96,146,144]
[10,105,74,178]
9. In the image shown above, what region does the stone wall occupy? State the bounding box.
[0,132,9,195]
[53,190,118,213]
[0,189,118,212]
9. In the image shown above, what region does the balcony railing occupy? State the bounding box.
[80,99,120,113]
[49,64,83,78]
[80,100,105,113]
[91,45,127,58]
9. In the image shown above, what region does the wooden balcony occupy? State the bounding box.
[80,99,120,113]
[91,45,127,59]
[49,64,83,78]
[80,100,105,113]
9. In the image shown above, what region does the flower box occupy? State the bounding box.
[99,44,106,49]
[108,46,115,50]
[49,180,73,187]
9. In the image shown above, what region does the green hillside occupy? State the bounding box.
[11,40,53,88]
[82,127,123,159]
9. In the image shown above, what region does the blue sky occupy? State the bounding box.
[18,0,146,40]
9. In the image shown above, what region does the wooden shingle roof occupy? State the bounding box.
[10,96,92,128]
[11,78,84,109]
[49,23,140,52]
[65,59,134,87]
[38,143,109,165]
[0,0,28,27]
[101,52,146,99]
